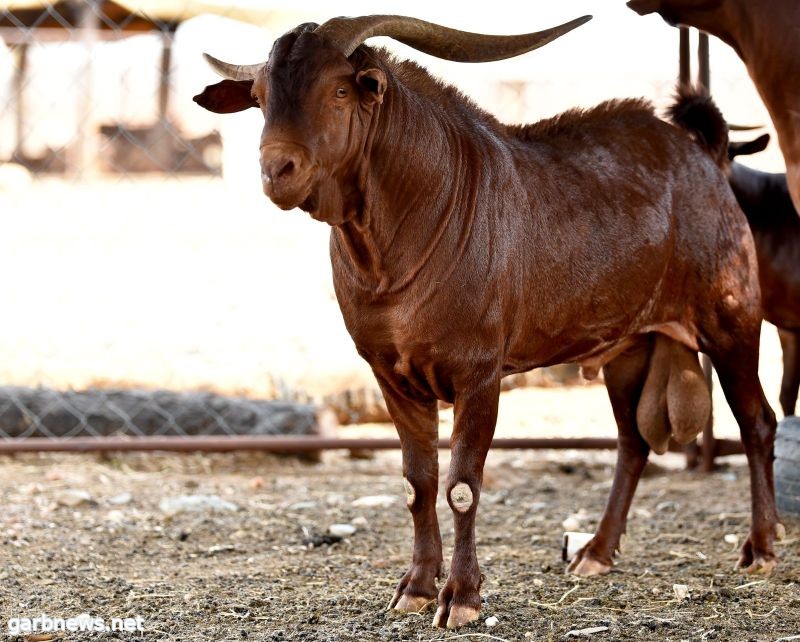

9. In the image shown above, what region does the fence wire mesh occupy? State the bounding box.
[0,1,776,444]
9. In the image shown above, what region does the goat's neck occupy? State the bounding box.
[330,79,480,296]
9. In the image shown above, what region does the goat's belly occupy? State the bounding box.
[503,321,700,381]
[576,322,699,379]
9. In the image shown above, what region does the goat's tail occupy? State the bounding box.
[666,86,729,168]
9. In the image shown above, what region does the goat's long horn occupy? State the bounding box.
[314,14,592,60]
[203,53,263,81]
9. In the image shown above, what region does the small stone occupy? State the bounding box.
[158,495,238,515]
[55,489,94,508]
[562,516,582,531]
[533,578,544,587]
[724,533,739,547]
[287,501,317,511]
[108,492,133,506]
[249,476,265,490]
[105,510,126,524]
[485,616,499,627]
[351,495,397,508]
[565,626,609,637]
[656,501,679,513]
[21,483,44,496]
[529,502,548,512]
[329,524,357,537]
[351,516,369,528]
[673,584,690,601]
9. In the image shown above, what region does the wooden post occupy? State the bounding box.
[698,31,710,91]
[679,26,690,86]
[66,0,100,179]
[158,30,172,122]
[12,42,29,162]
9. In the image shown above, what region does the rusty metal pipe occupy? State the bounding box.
[0,435,745,456]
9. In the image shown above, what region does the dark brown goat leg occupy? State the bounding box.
[778,328,800,416]
[433,377,500,629]
[569,339,652,576]
[379,381,443,613]
[710,348,780,573]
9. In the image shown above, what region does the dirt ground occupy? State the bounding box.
[2,446,798,642]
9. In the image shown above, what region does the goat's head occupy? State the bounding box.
[193,14,591,223]
[627,0,725,27]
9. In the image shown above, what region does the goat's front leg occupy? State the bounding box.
[433,377,500,629]
[378,379,442,613]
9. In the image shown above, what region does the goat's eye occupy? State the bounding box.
[336,87,348,98]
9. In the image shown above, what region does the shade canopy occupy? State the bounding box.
[0,0,284,41]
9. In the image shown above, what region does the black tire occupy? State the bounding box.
[777,492,800,516]
[775,417,800,516]
[775,458,800,482]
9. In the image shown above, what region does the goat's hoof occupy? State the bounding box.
[393,594,434,613]
[568,556,612,577]
[389,563,440,613]
[433,603,480,629]
[738,555,777,575]
[567,544,613,577]
[433,580,481,629]
[737,537,777,575]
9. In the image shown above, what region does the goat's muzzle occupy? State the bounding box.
[260,143,314,210]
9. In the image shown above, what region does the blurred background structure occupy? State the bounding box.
[0,1,787,445]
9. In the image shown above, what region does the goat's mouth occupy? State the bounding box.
[262,179,315,212]
[300,190,318,214]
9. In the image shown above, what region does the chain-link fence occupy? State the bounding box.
[0,1,777,449]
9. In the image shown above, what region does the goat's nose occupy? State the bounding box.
[261,146,305,183]
[264,156,296,183]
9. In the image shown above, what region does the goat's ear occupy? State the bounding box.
[193,79,258,114]
[356,68,387,105]
[728,133,770,160]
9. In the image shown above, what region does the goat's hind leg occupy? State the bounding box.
[568,337,652,576]
[778,328,800,416]
[704,325,780,574]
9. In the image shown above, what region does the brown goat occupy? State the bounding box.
[627,0,800,213]
[727,134,800,415]
[194,16,779,629]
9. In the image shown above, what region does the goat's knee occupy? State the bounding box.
[448,481,475,514]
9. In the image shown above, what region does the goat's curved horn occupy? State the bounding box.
[203,53,263,81]
[314,14,592,60]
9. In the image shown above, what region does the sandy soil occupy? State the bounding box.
[1,448,798,642]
